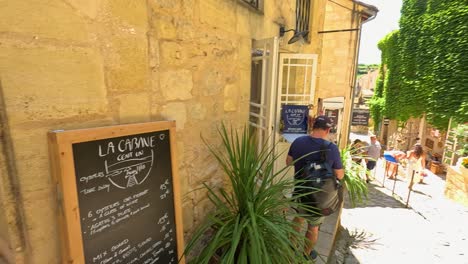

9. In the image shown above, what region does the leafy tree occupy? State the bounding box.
[369,0,468,129]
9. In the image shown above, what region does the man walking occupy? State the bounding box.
[286,115,344,260]
[366,134,381,182]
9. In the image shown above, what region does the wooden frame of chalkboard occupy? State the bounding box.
[48,121,185,264]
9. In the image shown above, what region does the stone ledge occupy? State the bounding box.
[445,165,468,206]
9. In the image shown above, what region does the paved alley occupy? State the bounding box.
[331,159,468,264]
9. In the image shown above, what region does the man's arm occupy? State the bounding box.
[286,155,293,166]
[334,168,344,180]
[329,144,344,180]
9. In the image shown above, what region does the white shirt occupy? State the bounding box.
[367,141,381,160]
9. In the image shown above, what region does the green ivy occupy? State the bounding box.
[369,0,468,129]
[368,62,386,132]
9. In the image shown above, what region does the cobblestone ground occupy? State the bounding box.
[329,158,468,264]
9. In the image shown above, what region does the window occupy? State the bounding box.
[238,0,263,12]
[241,0,259,9]
[296,0,312,42]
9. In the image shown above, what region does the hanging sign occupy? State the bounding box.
[351,109,370,126]
[281,105,309,134]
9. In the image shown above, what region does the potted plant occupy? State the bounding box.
[340,146,369,207]
[454,124,468,170]
[183,124,312,263]
[459,157,468,169]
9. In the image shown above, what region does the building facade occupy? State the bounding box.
[351,69,378,134]
[0,0,376,262]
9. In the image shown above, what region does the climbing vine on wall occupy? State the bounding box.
[368,63,385,132]
[370,0,468,129]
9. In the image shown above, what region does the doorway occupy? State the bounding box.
[250,38,319,175]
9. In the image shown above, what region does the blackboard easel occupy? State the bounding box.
[48,121,185,264]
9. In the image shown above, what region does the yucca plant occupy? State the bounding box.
[340,146,369,207]
[183,124,314,264]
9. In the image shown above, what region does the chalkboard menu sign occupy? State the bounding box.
[48,121,184,264]
[351,109,370,126]
[324,109,339,133]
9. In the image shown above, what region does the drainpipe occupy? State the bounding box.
[346,2,378,145]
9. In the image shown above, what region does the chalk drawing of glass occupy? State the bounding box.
[286,112,306,125]
[104,150,154,189]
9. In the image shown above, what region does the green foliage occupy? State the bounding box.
[184,125,312,264]
[369,0,468,129]
[368,97,384,132]
[369,63,386,131]
[184,126,372,263]
[454,124,468,156]
[340,146,369,207]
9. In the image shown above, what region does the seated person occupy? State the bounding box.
[383,150,406,179]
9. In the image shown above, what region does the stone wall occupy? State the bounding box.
[385,117,446,157]
[445,166,468,207]
[386,118,421,151]
[317,0,363,147]
[0,0,330,262]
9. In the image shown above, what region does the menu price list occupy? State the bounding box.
[91,230,177,264]
[83,189,158,237]
[82,182,177,264]
[72,131,178,264]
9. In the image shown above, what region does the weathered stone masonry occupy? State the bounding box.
[0,0,373,262]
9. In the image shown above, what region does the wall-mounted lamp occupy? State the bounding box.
[279,25,309,44]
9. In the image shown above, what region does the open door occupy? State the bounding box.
[249,40,318,175]
[274,53,318,176]
[275,53,318,136]
[249,38,279,150]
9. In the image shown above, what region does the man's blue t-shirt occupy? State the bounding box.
[288,136,343,176]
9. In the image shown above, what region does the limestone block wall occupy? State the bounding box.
[386,118,421,151]
[420,123,446,157]
[0,0,327,262]
[317,0,363,147]
[445,166,468,207]
[386,117,446,157]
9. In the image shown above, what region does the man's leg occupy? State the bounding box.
[391,163,399,178]
[388,163,396,178]
[384,161,390,177]
[292,216,318,256]
[366,161,376,182]
[305,224,319,255]
[292,216,304,233]
[291,216,305,247]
